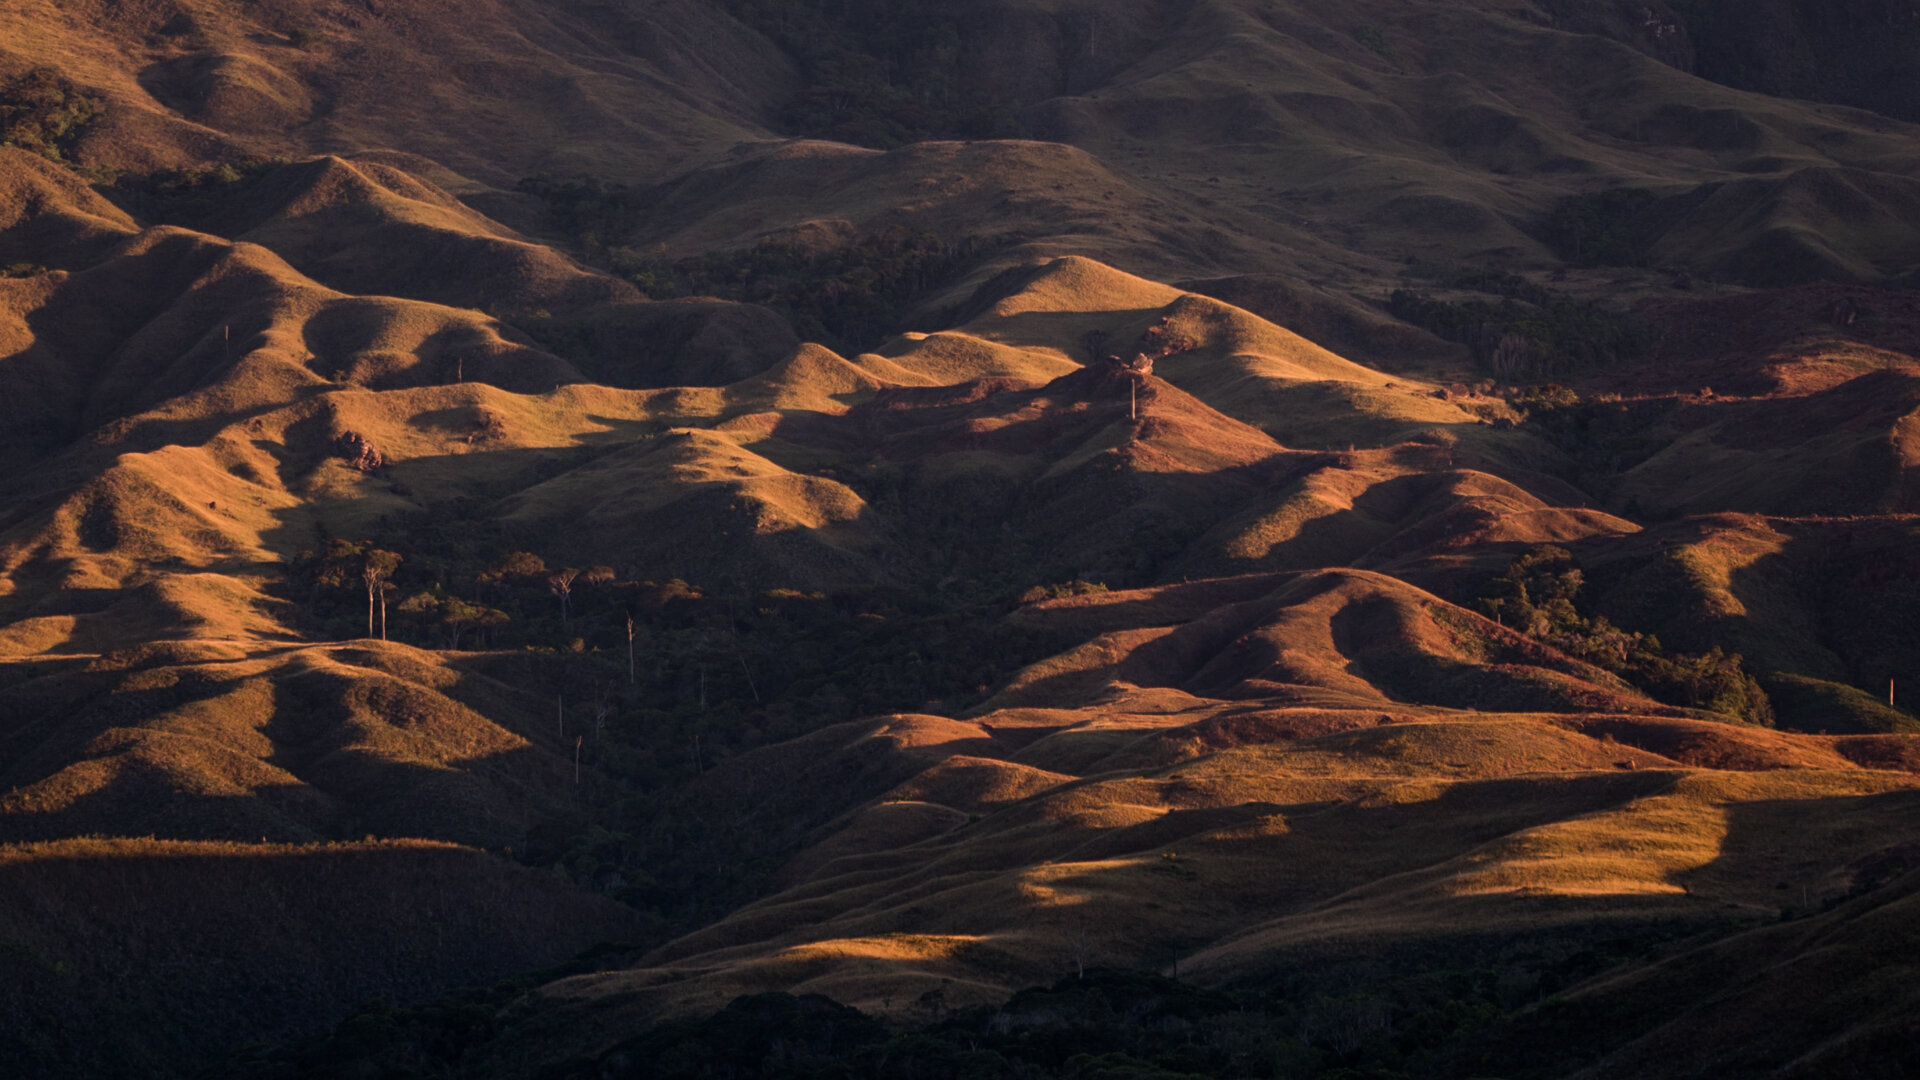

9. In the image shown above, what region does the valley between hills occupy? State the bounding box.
[2,1,1920,1077]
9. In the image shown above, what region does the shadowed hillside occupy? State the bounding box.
[2,1,1920,1076]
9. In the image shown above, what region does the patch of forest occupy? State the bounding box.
[1385,264,1658,381]
[517,174,1006,355]
[1478,545,1773,725]
[0,68,102,166]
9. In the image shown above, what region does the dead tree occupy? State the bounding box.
[592,687,614,741]
[549,568,580,630]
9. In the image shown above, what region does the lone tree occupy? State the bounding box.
[549,568,581,630]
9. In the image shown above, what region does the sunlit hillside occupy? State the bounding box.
[2,1,1919,1077]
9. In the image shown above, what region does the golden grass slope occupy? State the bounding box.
[10,0,1920,313]
[497,426,885,589]
[0,640,583,848]
[531,700,1920,1050]
[0,223,1631,650]
[484,535,1920,1055]
[0,148,138,269]
[0,138,1914,1075]
[4,7,1920,1073]
[0,0,793,181]
[1609,366,1920,518]
[224,155,638,312]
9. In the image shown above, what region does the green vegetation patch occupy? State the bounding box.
[100,157,290,229]
[1479,545,1774,725]
[517,175,1007,353]
[620,229,1003,355]
[1386,265,1656,380]
[1350,25,1392,57]
[0,68,103,165]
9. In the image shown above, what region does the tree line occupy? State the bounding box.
[1386,263,1657,380]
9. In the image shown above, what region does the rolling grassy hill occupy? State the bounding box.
[1,1,1919,1076]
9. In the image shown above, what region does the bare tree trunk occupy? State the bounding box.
[626,614,636,685]
[737,652,759,703]
[378,588,388,641]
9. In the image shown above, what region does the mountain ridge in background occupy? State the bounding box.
[2,1,1920,1077]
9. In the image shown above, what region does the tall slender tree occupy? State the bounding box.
[361,549,402,640]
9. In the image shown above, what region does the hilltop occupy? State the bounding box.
[1,1,1919,1076]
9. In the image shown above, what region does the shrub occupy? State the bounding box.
[1352,25,1392,55]
[0,68,103,164]
[102,157,291,227]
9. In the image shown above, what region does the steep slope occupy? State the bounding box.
[11,0,1920,308]
[498,558,1920,1061]
[6,3,1920,1068]
[0,0,793,181]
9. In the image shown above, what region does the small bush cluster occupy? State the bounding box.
[101,157,290,226]
[1351,24,1393,56]
[1018,579,1110,604]
[1480,545,1774,724]
[0,68,103,164]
